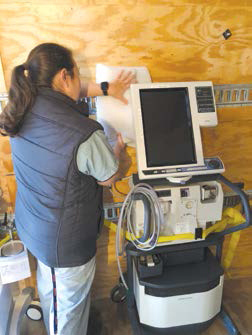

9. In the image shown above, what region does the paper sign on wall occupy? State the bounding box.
[0,56,7,114]
[0,56,6,93]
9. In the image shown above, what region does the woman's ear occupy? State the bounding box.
[52,68,69,92]
[60,68,69,87]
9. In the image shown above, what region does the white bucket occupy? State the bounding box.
[0,240,31,284]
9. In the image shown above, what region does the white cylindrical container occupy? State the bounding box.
[0,240,31,284]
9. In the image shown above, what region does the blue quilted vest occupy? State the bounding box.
[11,88,104,267]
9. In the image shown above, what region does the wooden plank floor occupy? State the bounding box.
[21,277,252,335]
[222,277,252,335]
[87,299,229,335]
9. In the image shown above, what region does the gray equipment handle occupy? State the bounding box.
[215,174,251,236]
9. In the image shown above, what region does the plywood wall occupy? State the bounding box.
[0,0,251,299]
[0,0,252,86]
[0,56,16,213]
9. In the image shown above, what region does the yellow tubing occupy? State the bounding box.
[223,231,241,271]
[217,206,245,271]
[0,231,18,248]
[105,205,247,270]
[0,235,11,248]
[105,206,245,244]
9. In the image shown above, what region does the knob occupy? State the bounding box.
[208,159,221,169]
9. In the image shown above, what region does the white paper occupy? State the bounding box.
[0,55,7,115]
[96,64,152,147]
[0,55,6,92]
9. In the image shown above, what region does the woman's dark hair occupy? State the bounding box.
[0,43,74,136]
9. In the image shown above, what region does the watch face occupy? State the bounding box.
[101,82,108,89]
[101,82,109,95]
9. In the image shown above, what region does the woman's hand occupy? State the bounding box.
[108,70,137,104]
[113,133,127,158]
[98,133,131,186]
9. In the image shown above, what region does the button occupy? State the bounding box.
[186,201,193,209]
[208,159,221,169]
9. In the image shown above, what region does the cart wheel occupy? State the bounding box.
[110,283,127,303]
[26,301,43,321]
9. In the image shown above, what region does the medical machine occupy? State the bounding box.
[129,82,225,241]
[112,81,251,335]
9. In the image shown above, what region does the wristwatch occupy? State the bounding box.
[100,81,109,96]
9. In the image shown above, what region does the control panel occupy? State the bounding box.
[195,86,218,127]
[142,157,224,177]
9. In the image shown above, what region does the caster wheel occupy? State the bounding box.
[26,300,43,321]
[110,283,127,303]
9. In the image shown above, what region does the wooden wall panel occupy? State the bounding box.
[0,137,16,212]
[0,56,16,212]
[202,106,252,188]
[0,0,251,300]
[0,1,252,87]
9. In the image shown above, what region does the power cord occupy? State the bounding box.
[115,183,164,289]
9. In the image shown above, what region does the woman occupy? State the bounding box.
[0,43,133,335]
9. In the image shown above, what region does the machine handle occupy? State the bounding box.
[132,193,151,243]
[215,174,251,236]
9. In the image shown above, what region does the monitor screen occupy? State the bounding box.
[130,82,219,180]
[140,88,196,167]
